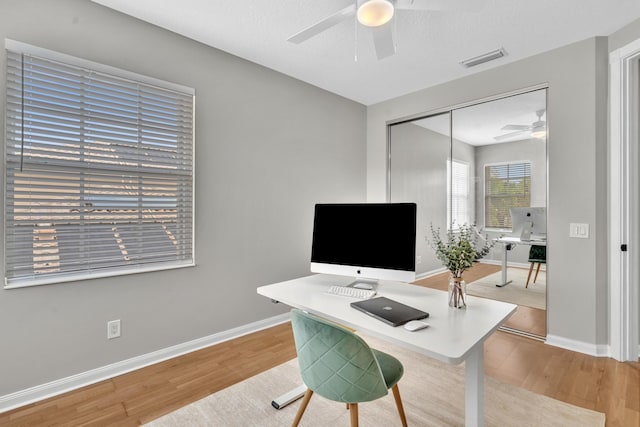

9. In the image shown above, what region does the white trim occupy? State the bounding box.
[609,38,640,362]
[545,334,610,358]
[0,313,291,413]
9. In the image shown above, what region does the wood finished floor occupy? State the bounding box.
[1,322,638,426]
[413,263,547,337]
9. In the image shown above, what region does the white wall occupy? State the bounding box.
[0,0,366,397]
[367,38,609,349]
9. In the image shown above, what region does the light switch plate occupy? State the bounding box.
[569,223,589,238]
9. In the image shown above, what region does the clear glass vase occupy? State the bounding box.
[448,275,467,309]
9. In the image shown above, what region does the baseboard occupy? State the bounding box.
[414,267,447,280]
[0,312,291,414]
[478,259,536,270]
[545,334,610,357]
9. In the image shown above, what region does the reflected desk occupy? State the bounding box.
[495,237,547,287]
[257,274,516,427]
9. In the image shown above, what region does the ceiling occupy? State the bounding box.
[91,0,640,106]
[413,89,547,144]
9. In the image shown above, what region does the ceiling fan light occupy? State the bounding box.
[357,0,394,27]
[531,125,546,139]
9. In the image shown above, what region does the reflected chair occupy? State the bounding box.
[526,245,546,288]
[290,309,408,427]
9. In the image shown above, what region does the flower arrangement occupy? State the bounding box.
[429,223,497,308]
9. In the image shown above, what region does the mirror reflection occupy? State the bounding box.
[389,88,547,338]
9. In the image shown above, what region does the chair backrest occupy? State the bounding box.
[528,245,546,263]
[290,309,389,403]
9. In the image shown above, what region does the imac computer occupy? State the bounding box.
[510,207,547,241]
[310,203,417,287]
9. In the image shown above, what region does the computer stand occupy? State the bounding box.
[346,278,378,290]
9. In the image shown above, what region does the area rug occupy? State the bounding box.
[466,267,546,310]
[145,333,603,427]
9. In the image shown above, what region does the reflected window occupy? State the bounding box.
[447,159,470,228]
[485,161,531,229]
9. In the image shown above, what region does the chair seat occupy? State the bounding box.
[372,349,404,389]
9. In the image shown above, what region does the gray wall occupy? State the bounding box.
[609,17,640,52]
[367,38,609,347]
[0,0,366,396]
[389,123,450,275]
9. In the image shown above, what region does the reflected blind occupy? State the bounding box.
[485,162,531,229]
[4,45,195,287]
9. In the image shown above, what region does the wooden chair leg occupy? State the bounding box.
[526,262,535,288]
[391,384,408,427]
[534,263,542,283]
[349,402,359,427]
[291,389,313,427]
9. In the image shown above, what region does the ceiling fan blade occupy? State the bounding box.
[394,0,447,10]
[372,24,395,60]
[287,4,356,44]
[501,124,530,131]
[494,130,528,141]
[395,0,486,11]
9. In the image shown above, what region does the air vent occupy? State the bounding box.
[460,48,507,68]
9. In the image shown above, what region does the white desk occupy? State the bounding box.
[257,274,516,427]
[495,236,547,287]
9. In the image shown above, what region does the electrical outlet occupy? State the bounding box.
[107,319,121,339]
[416,255,422,264]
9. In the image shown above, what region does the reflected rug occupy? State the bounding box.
[146,333,603,427]
[466,267,546,310]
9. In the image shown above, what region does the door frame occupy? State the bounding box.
[609,38,640,361]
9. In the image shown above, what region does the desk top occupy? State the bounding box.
[257,274,516,365]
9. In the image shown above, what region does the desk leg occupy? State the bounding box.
[465,344,484,427]
[496,243,512,287]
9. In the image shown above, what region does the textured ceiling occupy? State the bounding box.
[91,0,640,106]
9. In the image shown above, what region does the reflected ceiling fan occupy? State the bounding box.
[495,109,547,141]
[287,0,482,60]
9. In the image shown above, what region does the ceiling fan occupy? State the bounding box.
[287,0,482,60]
[494,109,547,141]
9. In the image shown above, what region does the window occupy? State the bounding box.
[447,159,470,228]
[4,41,195,288]
[484,162,531,229]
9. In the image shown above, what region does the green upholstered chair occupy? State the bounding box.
[526,245,546,288]
[289,309,408,427]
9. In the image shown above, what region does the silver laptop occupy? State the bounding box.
[350,297,429,327]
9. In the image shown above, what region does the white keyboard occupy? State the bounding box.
[326,285,376,299]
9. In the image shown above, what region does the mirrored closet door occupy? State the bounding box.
[389,89,548,338]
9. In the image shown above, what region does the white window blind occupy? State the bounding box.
[4,42,195,288]
[484,162,531,229]
[447,159,470,228]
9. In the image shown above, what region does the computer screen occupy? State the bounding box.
[510,207,547,239]
[310,203,417,283]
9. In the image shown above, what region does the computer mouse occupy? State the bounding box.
[404,320,430,331]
